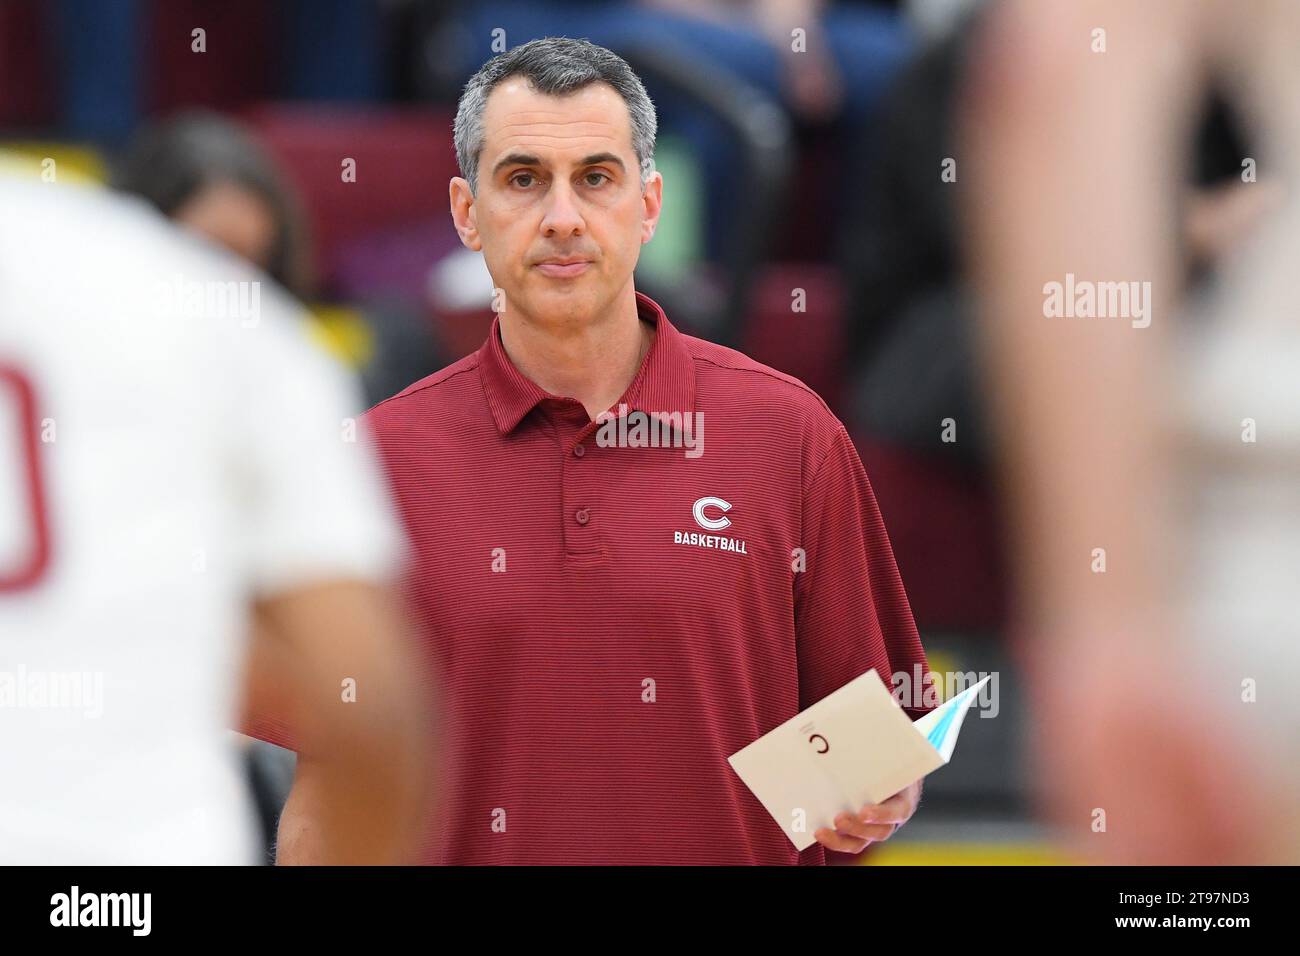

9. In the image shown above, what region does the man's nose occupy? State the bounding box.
[540,179,585,237]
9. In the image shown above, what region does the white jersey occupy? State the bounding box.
[0,177,403,863]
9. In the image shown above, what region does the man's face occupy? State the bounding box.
[450,78,662,327]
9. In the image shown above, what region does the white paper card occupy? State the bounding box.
[727,670,991,850]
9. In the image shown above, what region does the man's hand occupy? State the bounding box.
[813,780,922,854]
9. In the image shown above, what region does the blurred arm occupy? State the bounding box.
[245,579,436,866]
[961,0,1205,652]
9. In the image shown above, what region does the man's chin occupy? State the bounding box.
[533,276,590,294]
[524,281,599,320]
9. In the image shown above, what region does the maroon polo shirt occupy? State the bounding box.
[364,290,932,865]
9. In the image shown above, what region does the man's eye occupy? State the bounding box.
[584,172,610,187]
[510,173,537,188]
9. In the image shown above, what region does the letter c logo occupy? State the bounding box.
[692,496,732,531]
[809,734,829,754]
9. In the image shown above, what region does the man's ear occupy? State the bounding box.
[640,171,663,245]
[449,177,482,252]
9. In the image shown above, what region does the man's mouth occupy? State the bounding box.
[534,259,592,278]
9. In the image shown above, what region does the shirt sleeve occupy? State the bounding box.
[225,300,407,751]
[793,422,933,720]
[229,306,406,599]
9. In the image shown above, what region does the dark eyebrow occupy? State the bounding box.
[491,153,541,178]
[576,152,626,172]
[491,151,627,178]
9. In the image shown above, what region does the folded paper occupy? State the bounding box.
[728,669,991,850]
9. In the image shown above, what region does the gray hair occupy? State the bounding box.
[453,36,657,195]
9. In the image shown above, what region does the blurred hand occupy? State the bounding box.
[1026,621,1282,865]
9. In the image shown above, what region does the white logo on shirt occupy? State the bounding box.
[692,496,732,531]
[675,497,747,555]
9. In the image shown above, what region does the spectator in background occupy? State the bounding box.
[111,108,455,424]
[838,18,987,470]
[111,111,312,299]
[639,0,910,126]
[47,0,391,143]
[841,4,1266,471]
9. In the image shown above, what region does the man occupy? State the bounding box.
[274,36,933,865]
[0,171,432,864]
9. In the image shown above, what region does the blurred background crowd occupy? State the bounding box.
[2,0,1292,865]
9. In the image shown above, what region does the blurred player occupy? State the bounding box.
[964,0,1300,863]
[0,172,434,864]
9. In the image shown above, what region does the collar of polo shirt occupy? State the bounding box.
[478,290,697,435]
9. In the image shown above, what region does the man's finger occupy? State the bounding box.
[814,828,868,854]
[832,812,896,843]
[860,788,917,825]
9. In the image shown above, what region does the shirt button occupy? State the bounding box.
[572,444,585,458]
[575,508,590,525]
